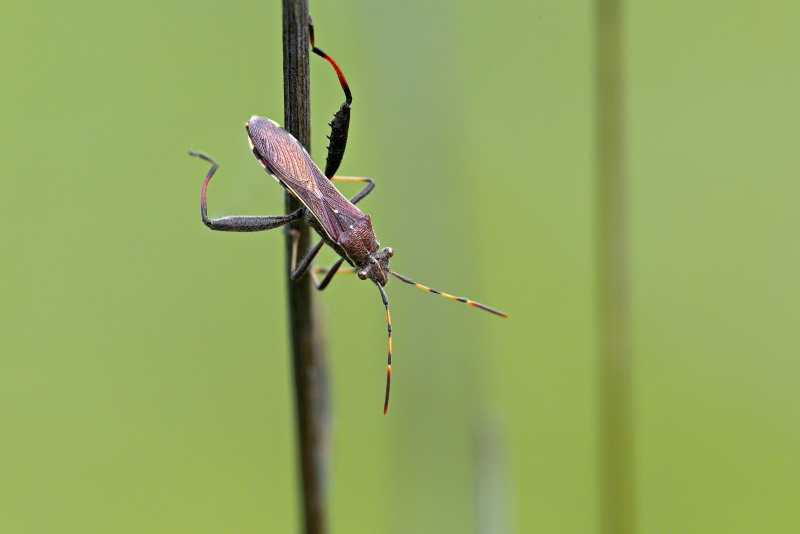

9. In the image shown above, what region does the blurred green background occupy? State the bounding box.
[2,1,799,532]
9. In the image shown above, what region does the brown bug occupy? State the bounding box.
[190,23,507,414]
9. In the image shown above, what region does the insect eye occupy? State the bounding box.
[385,247,393,258]
[358,269,369,280]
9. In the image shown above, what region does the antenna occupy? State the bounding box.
[388,270,509,317]
[377,284,392,414]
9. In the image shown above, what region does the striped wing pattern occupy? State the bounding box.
[248,117,363,242]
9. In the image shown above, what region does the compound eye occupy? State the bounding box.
[358,269,369,280]
[385,247,394,258]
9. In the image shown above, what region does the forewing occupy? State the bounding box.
[248,117,321,197]
[247,116,360,241]
[315,178,364,230]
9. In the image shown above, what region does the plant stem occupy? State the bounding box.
[595,0,635,533]
[282,1,329,533]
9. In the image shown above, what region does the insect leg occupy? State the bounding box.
[310,258,345,290]
[289,237,355,290]
[190,150,305,231]
[310,21,352,179]
[332,176,375,205]
[310,258,367,290]
[287,231,325,281]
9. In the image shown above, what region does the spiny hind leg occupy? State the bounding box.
[309,20,352,179]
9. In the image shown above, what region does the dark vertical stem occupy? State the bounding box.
[595,1,635,533]
[282,1,329,533]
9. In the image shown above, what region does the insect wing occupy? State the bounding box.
[248,117,320,197]
[248,116,364,241]
[248,117,341,236]
[316,176,365,229]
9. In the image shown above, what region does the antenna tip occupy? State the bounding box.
[383,364,392,415]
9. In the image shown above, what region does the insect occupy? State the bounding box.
[190,23,507,414]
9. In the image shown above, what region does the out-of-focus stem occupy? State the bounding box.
[595,1,635,533]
